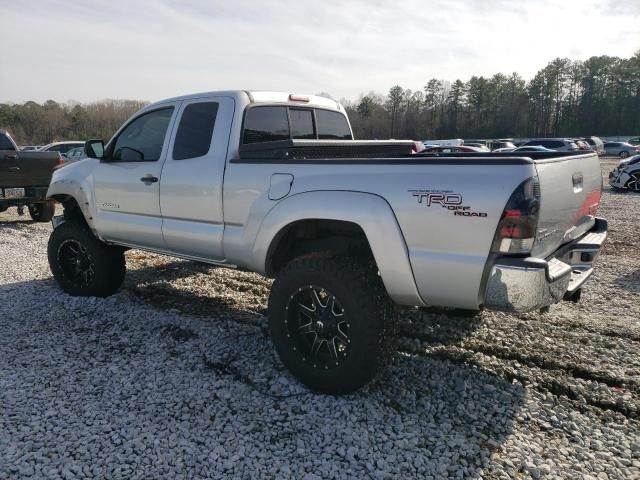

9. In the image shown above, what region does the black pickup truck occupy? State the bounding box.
[0,129,61,221]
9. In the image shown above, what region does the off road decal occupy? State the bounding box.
[409,189,488,217]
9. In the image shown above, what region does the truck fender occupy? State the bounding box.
[252,190,425,306]
[47,172,99,236]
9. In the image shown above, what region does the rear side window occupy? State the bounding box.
[316,110,352,140]
[0,133,15,150]
[243,107,289,144]
[173,102,219,160]
[290,109,315,139]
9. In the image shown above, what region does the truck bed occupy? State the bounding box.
[226,146,602,309]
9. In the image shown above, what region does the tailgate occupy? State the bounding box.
[0,151,60,188]
[532,152,602,258]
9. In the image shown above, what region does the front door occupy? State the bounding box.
[92,104,179,250]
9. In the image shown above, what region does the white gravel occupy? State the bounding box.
[0,159,638,479]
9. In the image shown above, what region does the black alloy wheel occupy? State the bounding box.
[57,239,96,287]
[286,285,351,370]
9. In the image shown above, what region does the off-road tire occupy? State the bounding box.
[48,221,126,297]
[28,201,55,222]
[268,255,394,394]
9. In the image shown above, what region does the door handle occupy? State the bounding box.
[140,175,158,183]
[6,154,17,160]
[8,166,20,172]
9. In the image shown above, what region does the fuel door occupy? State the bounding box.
[269,173,294,200]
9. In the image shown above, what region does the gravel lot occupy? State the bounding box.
[1,158,638,479]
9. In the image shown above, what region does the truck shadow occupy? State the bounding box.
[613,268,640,293]
[1,272,524,479]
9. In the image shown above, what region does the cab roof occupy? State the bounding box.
[154,90,344,112]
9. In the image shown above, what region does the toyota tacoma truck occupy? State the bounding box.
[45,91,607,394]
[1,129,61,221]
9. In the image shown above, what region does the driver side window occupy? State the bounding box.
[112,107,174,162]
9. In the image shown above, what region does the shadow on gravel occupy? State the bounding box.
[1,276,524,479]
[120,269,522,476]
[613,268,640,293]
[397,307,483,345]
[0,218,38,229]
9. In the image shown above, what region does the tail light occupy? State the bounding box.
[491,177,540,255]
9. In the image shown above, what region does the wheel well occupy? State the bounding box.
[266,219,375,276]
[50,195,88,228]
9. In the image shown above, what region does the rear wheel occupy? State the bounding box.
[268,255,394,394]
[619,151,630,159]
[626,172,640,193]
[28,201,55,222]
[48,221,126,297]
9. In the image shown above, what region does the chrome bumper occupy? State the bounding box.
[484,218,607,312]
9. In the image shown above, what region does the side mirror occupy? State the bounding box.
[85,139,105,159]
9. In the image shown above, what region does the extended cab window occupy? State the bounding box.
[112,107,174,162]
[243,107,289,144]
[173,102,219,160]
[316,109,352,140]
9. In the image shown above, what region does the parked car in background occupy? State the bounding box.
[39,141,85,155]
[462,143,490,151]
[520,139,579,152]
[0,129,62,221]
[423,145,487,153]
[492,147,516,153]
[581,136,605,156]
[490,140,516,151]
[609,154,640,192]
[20,145,42,151]
[573,140,591,151]
[492,145,555,153]
[62,146,88,163]
[421,138,463,147]
[463,139,489,148]
[626,137,640,146]
[603,142,640,158]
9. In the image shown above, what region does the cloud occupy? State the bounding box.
[1,0,639,103]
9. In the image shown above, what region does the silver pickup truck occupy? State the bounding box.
[46,91,607,393]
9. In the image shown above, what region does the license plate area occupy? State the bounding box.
[1,188,26,198]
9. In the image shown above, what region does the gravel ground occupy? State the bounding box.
[0,158,638,479]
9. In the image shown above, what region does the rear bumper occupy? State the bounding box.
[483,218,607,312]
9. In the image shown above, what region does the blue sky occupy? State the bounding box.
[1,0,638,103]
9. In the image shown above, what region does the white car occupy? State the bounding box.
[39,141,85,155]
[609,154,640,192]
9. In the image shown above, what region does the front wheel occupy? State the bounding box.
[268,256,394,394]
[48,222,126,297]
[619,151,630,159]
[28,201,55,222]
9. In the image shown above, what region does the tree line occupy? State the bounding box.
[1,52,638,146]
[0,100,147,146]
[344,52,640,140]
